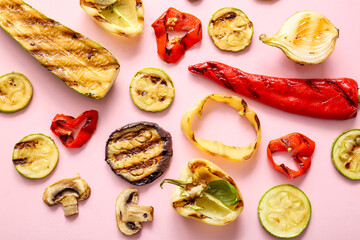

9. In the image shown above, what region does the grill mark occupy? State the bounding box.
[136,0,142,8]
[260,76,272,88]
[295,154,305,169]
[233,68,259,98]
[280,164,290,175]
[281,138,290,147]
[326,80,356,106]
[53,188,79,202]
[207,62,235,91]
[12,158,29,165]
[304,79,320,92]
[14,140,38,149]
[299,134,310,147]
[93,15,107,23]
[115,155,162,173]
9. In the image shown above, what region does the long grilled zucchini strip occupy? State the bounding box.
[0,0,120,99]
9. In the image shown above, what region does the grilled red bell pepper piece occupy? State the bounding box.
[50,110,98,148]
[267,133,315,179]
[189,61,358,119]
[151,7,202,63]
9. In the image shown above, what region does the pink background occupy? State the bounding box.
[0,0,359,239]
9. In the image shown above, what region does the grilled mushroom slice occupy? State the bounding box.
[105,122,173,185]
[116,188,153,235]
[43,174,91,216]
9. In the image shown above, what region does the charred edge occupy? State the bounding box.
[326,80,356,107]
[305,80,320,92]
[295,154,305,169]
[235,199,244,209]
[53,188,79,202]
[165,47,172,56]
[189,66,206,75]
[233,69,259,98]
[225,12,236,20]
[189,213,209,219]
[136,0,143,8]
[299,134,310,147]
[279,164,290,175]
[81,0,97,9]
[14,140,38,149]
[254,114,261,129]
[12,158,29,165]
[241,99,247,113]
[126,191,136,204]
[126,222,139,231]
[207,62,235,91]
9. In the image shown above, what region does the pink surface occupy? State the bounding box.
[0,0,359,239]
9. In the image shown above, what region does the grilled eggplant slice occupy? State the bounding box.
[0,0,120,99]
[208,7,253,52]
[12,133,59,179]
[0,72,32,113]
[130,67,175,112]
[80,0,144,37]
[106,122,173,185]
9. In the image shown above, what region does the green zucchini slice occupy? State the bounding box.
[12,133,59,179]
[0,72,32,113]
[208,7,253,52]
[332,129,360,180]
[130,67,175,112]
[258,184,311,238]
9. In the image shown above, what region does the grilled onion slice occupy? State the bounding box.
[208,7,253,52]
[260,10,339,65]
[180,94,261,161]
[80,0,144,37]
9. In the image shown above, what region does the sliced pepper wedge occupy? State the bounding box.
[50,110,98,148]
[151,7,202,63]
[161,158,244,225]
[181,94,261,161]
[267,133,315,178]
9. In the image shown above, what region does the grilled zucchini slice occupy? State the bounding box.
[105,122,173,185]
[12,133,59,179]
[0,0,120,99]
[331,129,360,180]
[130,67,175,112]
[258,185,311,238]
[208,7,253,52]
[0,72,32,113]
[80,0,144,37]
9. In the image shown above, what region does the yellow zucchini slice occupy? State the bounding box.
[80,0,144,37]
[208,7,253,52]
[0,72,32,113]
[0,0,120,99]
[130,67,175,112]
[12,133,59,179]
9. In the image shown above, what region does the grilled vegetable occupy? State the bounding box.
[80,0,144,37]
[208,7,253,52]
[116,188,153,235]
[0,0,120,99]
[267,133,315,179]
[258,184,311,238]
[43,174,91,216]
[12,133,59,179]
[151,7,202,63]
[50,110,98,148]
[105,122,173,185]
[161,158,244,225]
[181,94,261,161]
[332,129,360,180]
[0,72,32,113]
[130,67,175,112]
[260,10,339,65]
[189,61,358,120]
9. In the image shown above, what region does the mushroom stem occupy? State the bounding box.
[61,195,79,216]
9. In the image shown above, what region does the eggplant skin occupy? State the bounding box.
[0,0,120,99]
[105,121,173,185]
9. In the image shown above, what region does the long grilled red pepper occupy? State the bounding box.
[50,110,98,148]
[188,61,358,119]
[267,133,315,179]
[151,7,202,63]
